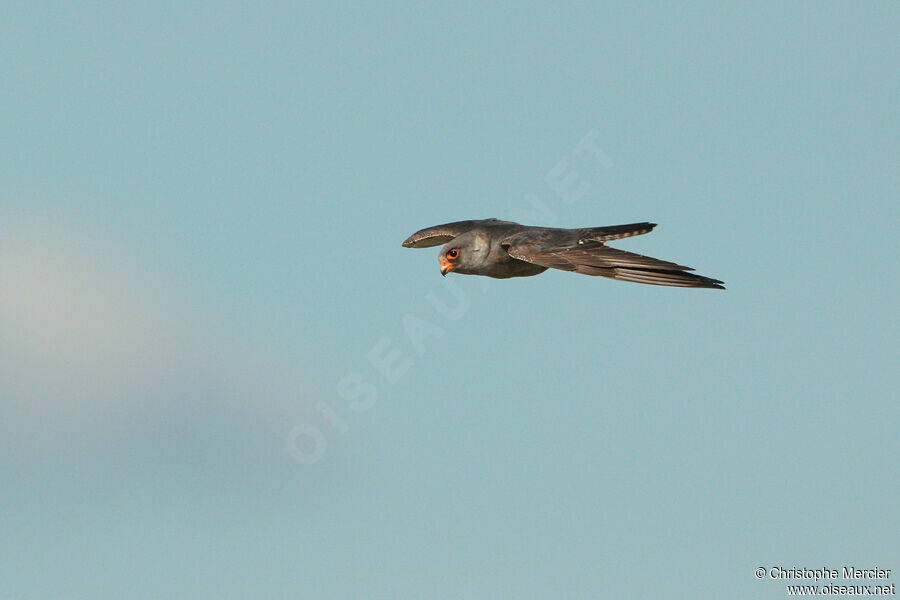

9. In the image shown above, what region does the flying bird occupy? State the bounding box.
[402,218,724,289]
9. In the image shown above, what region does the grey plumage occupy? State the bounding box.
[402,218,724,289]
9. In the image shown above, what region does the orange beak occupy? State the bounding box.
[439,258,454,276]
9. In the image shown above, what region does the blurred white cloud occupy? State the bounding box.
[0,226,185,432]
[0,223,319,456]
[1,232,170,374]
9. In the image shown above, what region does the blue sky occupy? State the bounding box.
[1,3,897,598]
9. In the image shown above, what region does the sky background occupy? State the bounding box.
[1,2,897,598]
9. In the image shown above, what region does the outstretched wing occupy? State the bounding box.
[503,229,724,289]
[401,218,515,248]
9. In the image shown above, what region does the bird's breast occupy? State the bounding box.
[476,248,546,278]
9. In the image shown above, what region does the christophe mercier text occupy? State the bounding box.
[769,567,892,581]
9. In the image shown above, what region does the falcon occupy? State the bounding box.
[402,218,724,289]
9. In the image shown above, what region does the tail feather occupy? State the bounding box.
[577,222,656,243]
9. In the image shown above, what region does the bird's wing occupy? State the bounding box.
[401,218,515,248]
[502,230,724,289]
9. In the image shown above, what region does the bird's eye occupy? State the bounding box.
[447,249,459,260]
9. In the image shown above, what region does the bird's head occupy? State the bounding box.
[438,232,488,276]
